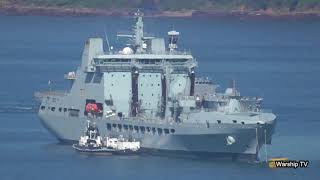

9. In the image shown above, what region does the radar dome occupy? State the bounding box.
[225,88,234,95]
[122,47,133,55]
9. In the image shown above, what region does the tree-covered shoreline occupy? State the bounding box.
[1,0,320,16]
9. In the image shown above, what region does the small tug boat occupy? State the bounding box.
[72,121,140,154]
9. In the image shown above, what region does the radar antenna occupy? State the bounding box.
[104,26,111,52]
[168,30,180,52]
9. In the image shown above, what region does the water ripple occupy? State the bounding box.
[0,104,38,114]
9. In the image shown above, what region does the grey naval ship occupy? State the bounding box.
[37,10,276,160]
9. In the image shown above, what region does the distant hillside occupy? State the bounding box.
[1,0,320,16]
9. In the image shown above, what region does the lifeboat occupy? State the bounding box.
[85,103,99,113]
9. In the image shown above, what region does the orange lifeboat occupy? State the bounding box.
[86,103,99,113]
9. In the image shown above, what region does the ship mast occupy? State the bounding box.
[134,10,144,53]
[116,10,146,54]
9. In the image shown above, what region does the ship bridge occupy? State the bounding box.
[93,54,196,69]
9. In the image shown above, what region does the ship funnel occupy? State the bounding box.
[168,30,179,51]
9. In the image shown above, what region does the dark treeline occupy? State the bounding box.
[3,0,320,12]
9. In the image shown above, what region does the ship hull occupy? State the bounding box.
[39,113,275,160]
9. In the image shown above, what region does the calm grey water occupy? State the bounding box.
[0,15,319,179]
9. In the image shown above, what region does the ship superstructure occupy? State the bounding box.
[37,10,276,160]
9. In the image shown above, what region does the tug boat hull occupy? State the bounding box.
[72,144,140,155]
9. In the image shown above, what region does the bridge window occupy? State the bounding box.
[117,124,122,131]
[68,109,79,117]
[58,107,62,112]
[217,120,221,124]
[107,123,111,130]
[112,124,117,128]
[164,129,169,135]
[51,107,55,112]
[105,99,113,106]
[157,128,163,135]
[40,106,45,110]
[241,121,245,125]
[134,126,139,133]
[152,127,156,134]
[146,127,151,133]
[93,73,103,83]
[165,59,188,63]
[129,125,133,131]
[121,59,130,62]
[85,73,94,83]
[138,59,160,64]
[170,129,175,133]
[63,108,67,112]
[140,126,145,134]
[233,120,237,123]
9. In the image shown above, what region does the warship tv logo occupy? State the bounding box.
[269,159,309,168]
